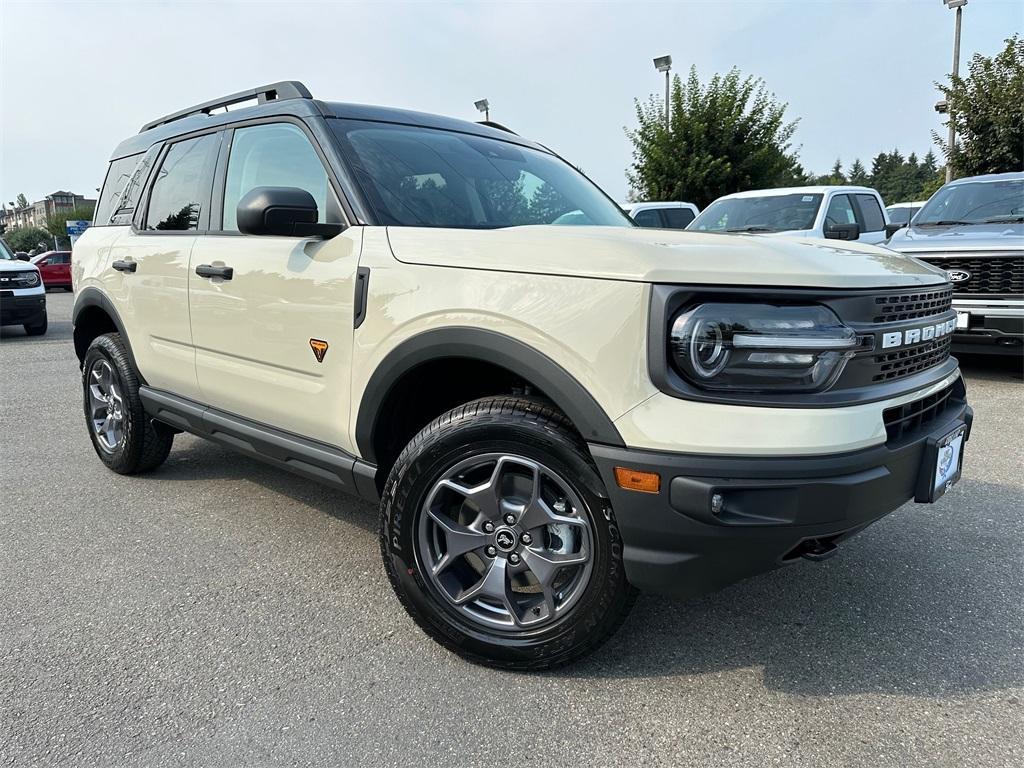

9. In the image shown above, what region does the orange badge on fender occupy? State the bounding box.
[309,339,329,363]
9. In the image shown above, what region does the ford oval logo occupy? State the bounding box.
[947,269,971,283]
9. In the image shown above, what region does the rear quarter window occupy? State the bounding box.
[94,154,143,225]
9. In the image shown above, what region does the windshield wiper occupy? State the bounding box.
[725,225,775,233]
[916,219,975,227]
[983,215,1024,224]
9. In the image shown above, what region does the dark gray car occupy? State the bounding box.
[887,172,1023,355]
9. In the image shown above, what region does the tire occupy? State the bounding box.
[82,333,174,474]
[24,315,47,336]
[380,396,635,670]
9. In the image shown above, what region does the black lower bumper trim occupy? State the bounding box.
[0,294,46,326]
[589,398,972,599]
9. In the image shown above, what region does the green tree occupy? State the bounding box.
[626,66,804,209]
[848,159,869,186]
[934,34,1024,177]
[15,193,28,210]
[529,182,573,224]
[4,226,52,253]
[44,204,95,249]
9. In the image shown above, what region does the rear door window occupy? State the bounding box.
[854,194,885,233]
[143,133,220,231]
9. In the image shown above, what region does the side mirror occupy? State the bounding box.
[15,252,29,261]
[236,186,342,238]
[824,222,860,241]
[884,222,906,238]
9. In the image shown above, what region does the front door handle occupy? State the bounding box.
[112,260,137,273]
[195,264,233,280]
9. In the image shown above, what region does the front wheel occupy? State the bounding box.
[24,315,47,336]
[380,396,635,670]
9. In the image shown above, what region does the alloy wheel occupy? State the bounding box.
[87,359,125,453]
[417,453,595,631]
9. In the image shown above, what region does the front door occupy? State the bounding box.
[188,121,360,450]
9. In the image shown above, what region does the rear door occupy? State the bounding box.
[188,120,361,449]
[106,131,222,400]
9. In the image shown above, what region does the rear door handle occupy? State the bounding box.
[195,264,233,280]
[112,260,137,273]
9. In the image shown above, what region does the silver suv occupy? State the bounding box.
[886,172,1024,355]
[72,82,972,669]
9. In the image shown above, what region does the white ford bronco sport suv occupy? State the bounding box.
[73,82,972,669]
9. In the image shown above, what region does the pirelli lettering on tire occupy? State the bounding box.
[882,318,957,349]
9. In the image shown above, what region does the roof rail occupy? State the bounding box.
[477,120,519,136]
[139,81,313,133]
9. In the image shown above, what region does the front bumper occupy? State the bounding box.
[951,299,1024,355]
[0,292,47,326]
[590,392,972,599]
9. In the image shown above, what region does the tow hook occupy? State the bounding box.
[797,539,839,562]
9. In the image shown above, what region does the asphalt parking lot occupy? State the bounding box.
[1,291,1022,767]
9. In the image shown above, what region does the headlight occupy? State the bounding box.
[10,270,40,288]
[670,303,860,393]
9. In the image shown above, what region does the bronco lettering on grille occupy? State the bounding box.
[881,319,957,349]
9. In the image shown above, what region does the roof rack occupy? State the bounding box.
[139,81,313,133]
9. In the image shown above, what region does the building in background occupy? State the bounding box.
[1,191,96,230]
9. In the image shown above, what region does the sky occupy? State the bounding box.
[2,0,1022,206]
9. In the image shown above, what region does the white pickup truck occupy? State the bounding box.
[688,185,890,244]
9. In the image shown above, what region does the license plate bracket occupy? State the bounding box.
[915,422,966,503]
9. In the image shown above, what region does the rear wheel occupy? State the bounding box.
[380,396,635,670]
[82,333,174,474]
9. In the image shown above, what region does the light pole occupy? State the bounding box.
[943,0,967,182]
[474,99,490,122]
[653,55,672,129]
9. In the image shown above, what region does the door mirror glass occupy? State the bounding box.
[236,186,341,238]
[824,222,860,241]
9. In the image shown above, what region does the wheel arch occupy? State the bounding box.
[72,288,144,382]
[354,327,625,471]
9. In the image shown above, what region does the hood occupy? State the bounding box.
[888,222,1024,253]
[386,226,946,289]
[0,259,38,272]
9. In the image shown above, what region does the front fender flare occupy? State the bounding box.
[354,327,625,463]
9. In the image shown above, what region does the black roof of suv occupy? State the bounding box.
[111,80,543,160]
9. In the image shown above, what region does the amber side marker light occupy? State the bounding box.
[614,467,661,494]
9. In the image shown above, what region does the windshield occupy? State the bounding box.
[0,239,14,260]
[330,119,632,229]
[688,193,822,233]
[915,179,1024,225]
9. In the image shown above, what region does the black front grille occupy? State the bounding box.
[883,380,959,443]
[918,254,1024,295]
[872,335,952,382]
[873,287,953,323]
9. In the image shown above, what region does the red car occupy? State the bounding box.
[31,251,73,291]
